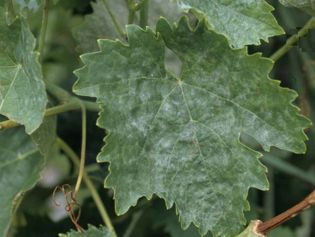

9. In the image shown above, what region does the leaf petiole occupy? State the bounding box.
[0,99,98,131]
[74,101,87,195]
[271,17,315,62]
[38,0,50,60]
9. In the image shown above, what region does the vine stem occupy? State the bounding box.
[139,0,149,28]
[74,101,87,195]
[257,189,315,234]
[271,17,315,62]
[0,99,98,130]
[38,0,50,59]
[126,0,136,24]
[56,138,118,237]
[122,210,144,237]
[102,0,124,39]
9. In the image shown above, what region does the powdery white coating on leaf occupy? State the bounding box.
[0,128,43,236]
[176,0,284,48]
[73,17,309,237]
[0,5,47,134]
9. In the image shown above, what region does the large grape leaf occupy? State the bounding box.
[175,0,284,48]
[0,3,47,134]
[59,225,112,237]
[73,18,309,236]
[0,128,44,236]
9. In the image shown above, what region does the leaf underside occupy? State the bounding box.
[0,128,44,236]
[0,4,47,134]
[175,0,284,48]
[73,18,309,237]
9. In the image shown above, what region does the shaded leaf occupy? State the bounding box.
[269,227,295,237]
[0,4,47,134]
[31,116,57,156]
[72,0,181,53]
[0,128,44,236]
[175,0,284,48]
[59,225,112,237]
[279,0,315,16]
[73,17,309,236]
[13,0,41,15]
[14,0,40,11]
[153,205,211,237]
[148,0,182,27]
[72,0,127,53]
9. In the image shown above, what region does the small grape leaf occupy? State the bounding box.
[72,0,127,53]
[269,227,295,237]
[4,0,42,24]
[236,221,264,237]
[72,0,181,53]
[73,17,309,236]
[0,4,47,134]
[0,128,44,236]
[59,225,112,237]
[174,0,284,48]
[12,0,40,15]
[153,204,211,237]
[31,116,57,156]
[279,0,315,16]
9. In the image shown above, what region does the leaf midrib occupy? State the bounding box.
[0,149,38,169]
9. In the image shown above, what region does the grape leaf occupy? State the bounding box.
[31,116,57,156]
[0,4,47,134]
[236,221,264,237]
[269,227,295,237]
[0,128,44,236]
[72,0,127,53]
[175,0,284,48]
[73,17,309,236]
[14,0,40,12]
[279,0,315,16]
[4,0,42,24]
[153,205,211,237]
[72,0,181,53]
[59,225,112,237]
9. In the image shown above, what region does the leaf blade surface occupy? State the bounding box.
[0,128,44,236]
[73,18,309,236]
[0,4,47,134]
[175,0,284,48]
[59,225,112,237]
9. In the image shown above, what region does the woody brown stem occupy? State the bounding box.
[257,190,315,234]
